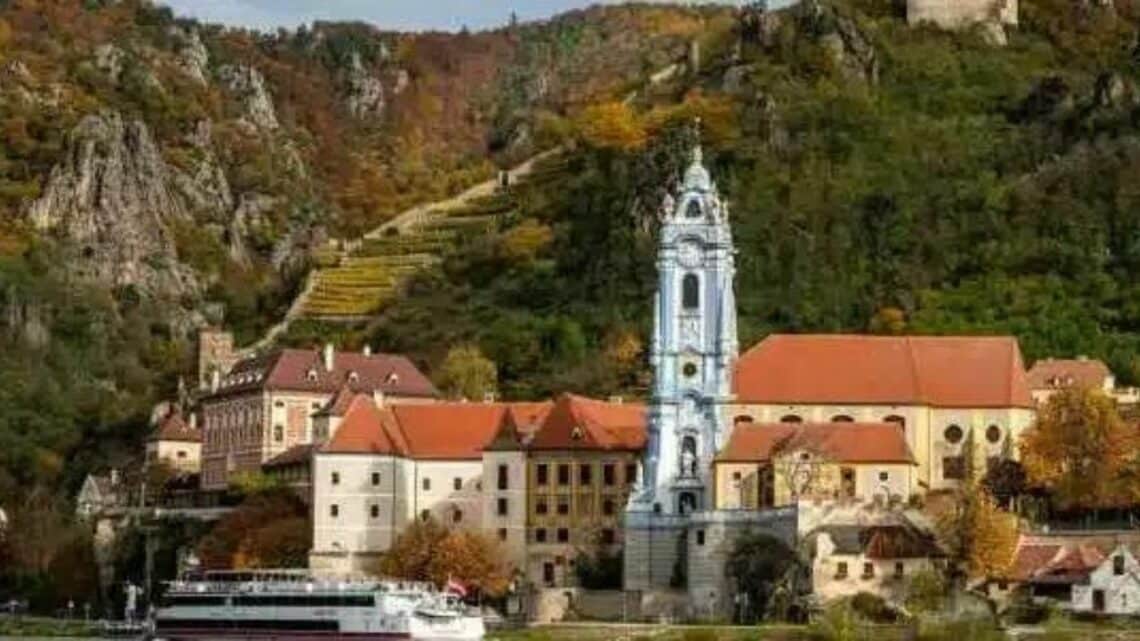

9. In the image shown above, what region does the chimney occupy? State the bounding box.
[372,389,385,408]
[188,412,198,431]
[609,395,624,404]
[362,344,372,357]
[323,343,335,371]
[210,369,221,393]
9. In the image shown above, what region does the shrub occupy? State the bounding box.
[848,591,899,623]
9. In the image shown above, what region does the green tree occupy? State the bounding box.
[726,532,803,623]
[436,344,498,401]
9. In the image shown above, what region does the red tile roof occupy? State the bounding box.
[485,402,554,451]
[717,422,914,464]
[734,335,1033,408]
[1026,358,1112,390]
[389,403,514,460]
[322,395,405,455]
[149,412,201,443]
[211,347,438,399]
[314,385,358,418]
[526,394,647,452]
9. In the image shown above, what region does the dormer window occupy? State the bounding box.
[306,369,318,382]
[571,426,584,441]
[347,371,360,384]
[385,372,400,386]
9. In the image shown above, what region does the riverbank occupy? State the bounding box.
[0,617,98,638]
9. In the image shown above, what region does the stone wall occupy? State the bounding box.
[623,512,688,590]
[907,0,1018,27]
[686,508,797,620]
[531,589,642,623]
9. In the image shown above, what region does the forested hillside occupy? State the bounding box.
[3,0,1140,499]
[353,0,1140,400]
[0,0,724,496]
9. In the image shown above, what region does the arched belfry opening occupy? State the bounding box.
[682,274,700,309]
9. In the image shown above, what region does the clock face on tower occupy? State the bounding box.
[678,240,703,268]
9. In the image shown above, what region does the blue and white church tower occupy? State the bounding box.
[624,141,739,590]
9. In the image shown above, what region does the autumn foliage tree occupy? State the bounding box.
[1020,386,1135,509]
[967,489,1019,578]
[197,489,309,570]
[379,518,510,597]
[576,102,647,152]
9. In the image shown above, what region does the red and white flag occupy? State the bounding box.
[446,576,468,598]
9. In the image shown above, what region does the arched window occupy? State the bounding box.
[780,414,803,424]
[734,414,755,424]
[884,415,906,431]
[686,199,702,219]
[678,492,697,515]
[682,274,699,309]
[831,415,855,423]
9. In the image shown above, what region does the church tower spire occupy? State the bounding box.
[634,135,738,517]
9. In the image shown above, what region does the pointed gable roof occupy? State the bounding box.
[527,394,646,452]
[734,334,1033,408]
[1026,357,1112,390]
[484,402,553,451]
[322,394,404,455]
[149,412,201,443]
[718,422,915,464]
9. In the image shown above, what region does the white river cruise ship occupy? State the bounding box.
[150,570,485,640]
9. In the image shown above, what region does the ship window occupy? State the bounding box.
[682,274,699,309]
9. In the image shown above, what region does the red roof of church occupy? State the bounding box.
[717,422,914,464]
[1026,357,1112,390]
[526,394,646,452]
[734,335,1033,408]
[149,412,201,443]
[210,348,438,399]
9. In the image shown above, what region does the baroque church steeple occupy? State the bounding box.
[632,137,738,516]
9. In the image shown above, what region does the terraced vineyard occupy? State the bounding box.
[299,153,569,320]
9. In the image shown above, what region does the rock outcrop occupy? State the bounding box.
[93,44,125,84]
[27,112,198,297]
[172,120,234,216]
[170,27,210,85]
[345,52,385,119]
[218,65,279,132]
[799,0,879,84]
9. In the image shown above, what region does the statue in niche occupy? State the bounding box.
[680,434,698,478]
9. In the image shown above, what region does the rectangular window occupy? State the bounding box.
[942,457,966,480]
[557,497,570,515]
[1115,555,1126,576]
[370,505,380,519]
[330,504,339,518]
[497,498,508,516]
[543,563,554,586]
[536,464,549,485]
[422,478,431,492]
[557,464,570,486]
[603,499,615,516]
[625,463,637,485]
[453,477,463,491]
[603,464,616,486]
[894,562,904,579]
[498,528,508,541]
[371,472,380,486]
[836,562,848,579]
[602,529,616,545]
[536,497,548,515]
[497,464,509,490]
[557,528,569,543]
[696,530,706,546]
[535,528,547,543]
[331,472,340,485]
[862,563,875,579]
[420,509,430,521]
[579,464,592,486]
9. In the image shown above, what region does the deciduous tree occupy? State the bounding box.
[436,344,497,401]
[1019,386,1134,509]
